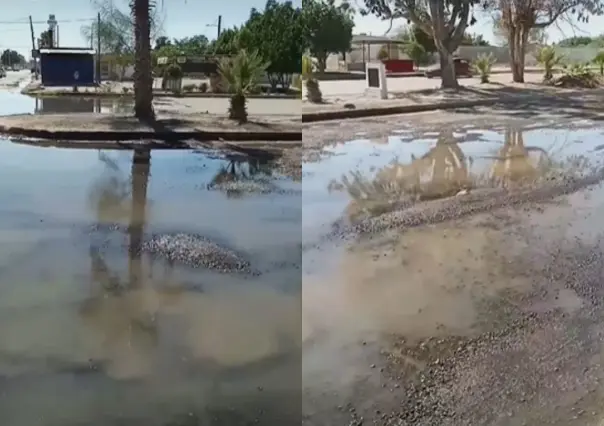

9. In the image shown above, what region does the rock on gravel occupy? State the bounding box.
[142,233,254,274]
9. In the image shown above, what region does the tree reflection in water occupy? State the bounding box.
[83,149,182,380]
[208,155,275,198]
[332,130,471,222]
[489,126,550,188]
[331,126,592,223]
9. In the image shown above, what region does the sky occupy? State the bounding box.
[351,8,604,45]
[1,0,298,58]
[1,0,603,59]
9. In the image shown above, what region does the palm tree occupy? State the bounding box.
[536,46,564,81]
[130,0,155,120]
[218,50,269,123]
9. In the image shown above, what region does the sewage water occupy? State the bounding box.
[0,140,302,426]
[302,121,604,421]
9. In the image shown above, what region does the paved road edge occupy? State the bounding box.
[301,98,512,123]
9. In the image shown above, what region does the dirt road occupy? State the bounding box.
[302,106,604,425]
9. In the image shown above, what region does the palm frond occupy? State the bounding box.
[217,50,269,95]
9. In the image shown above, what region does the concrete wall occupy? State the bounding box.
[553,46,601,64]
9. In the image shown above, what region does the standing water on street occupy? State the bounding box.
[0,140,302,426]
[302,117,604,426]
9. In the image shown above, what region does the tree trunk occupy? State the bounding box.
[132,0,154,121]
[508,26,529,83]
[438,49,458,89]
[128,149,150,289]
[316,52,327,73]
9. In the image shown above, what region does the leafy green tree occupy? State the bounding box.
[39,30,54,48]
[154,36,171,49]
[303,0,355,72]
[209,27,242,54]
[557,36,594,47]
[397,24,436,55]
[237,0,304,90]
[486,0,604,83]
[461,33,490,46]
[358,0,479,89]
[172,34,209,55]
[1,50,25,67]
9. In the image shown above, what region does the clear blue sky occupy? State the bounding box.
[1,0,302,58]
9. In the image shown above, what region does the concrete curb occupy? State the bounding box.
[20,89,300,100]
[0,125,302,142]
[301,98,511,123]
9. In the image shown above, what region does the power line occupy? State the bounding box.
[0,18,94,25]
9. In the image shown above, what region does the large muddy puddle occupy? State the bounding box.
[0,142,301,426]
[302,121,604,424]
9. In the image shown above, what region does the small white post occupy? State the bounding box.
[365,62,388,100]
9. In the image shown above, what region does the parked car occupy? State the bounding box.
[0,68,6,78]
[424,57,473,78]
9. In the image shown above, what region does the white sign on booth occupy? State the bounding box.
[365,62,388,100]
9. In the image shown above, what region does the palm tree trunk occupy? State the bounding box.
[129,149,151,289]
[132,0,154,120]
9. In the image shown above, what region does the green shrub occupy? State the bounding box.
[536,47,564,81]
[182,83,196,92]
[472,53,495,84]
[198,82,208,92]
[164,64,183,79]
[593,52,604,75]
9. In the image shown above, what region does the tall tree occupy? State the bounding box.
[359,0,480,88]
[486,0,604,82]
[1,50,25,67]
[303,0,355,72]
[238,0,304,89]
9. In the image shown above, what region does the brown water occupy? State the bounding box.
[302,121,604,421]
[0,142,301,426]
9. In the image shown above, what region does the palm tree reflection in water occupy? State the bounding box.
[83,149,182,380]
[208,156,275,198]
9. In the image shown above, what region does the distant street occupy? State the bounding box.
[0,70,31,90]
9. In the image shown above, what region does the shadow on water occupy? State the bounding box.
[0,142,301,426]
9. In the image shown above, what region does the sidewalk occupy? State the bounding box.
[302,82,604,122]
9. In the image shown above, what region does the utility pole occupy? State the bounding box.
[29,15,38,79]
[96,12,101,84]
[206,15,222,40]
